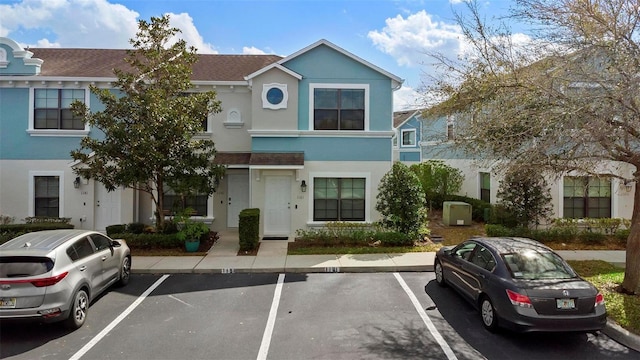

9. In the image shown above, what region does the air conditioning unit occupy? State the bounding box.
[442,201,472,226]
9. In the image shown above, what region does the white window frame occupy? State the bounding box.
[401,128,416,147]
[27,87,90,137]
[307,171,371,225]
[28,171,65,217]
[309,83,370,131]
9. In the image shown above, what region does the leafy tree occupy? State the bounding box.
[376,162,428,239]
[70,15,224,229]
[410,160,464,207]
[424,0,640,294]
[497,167,553,228]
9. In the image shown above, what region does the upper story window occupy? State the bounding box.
[311,84,368,131]
[34,89,85,130]
[401,129,416,146]
[180,92,209,132]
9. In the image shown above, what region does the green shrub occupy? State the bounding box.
[24,216,71,224]
[615,229,630,243]
[375,231,413,246]
[111,233,183,249]
[578,231,606,244]
[106,224,126,236]
[127,222,146,234]
[239,208,260,251]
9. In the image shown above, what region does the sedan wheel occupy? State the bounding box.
[435,260,446,287]
[481,296,498,332]
[117,256,131,287]
[65,289,88,329]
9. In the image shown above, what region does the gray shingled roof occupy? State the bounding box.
[29,48,282,81]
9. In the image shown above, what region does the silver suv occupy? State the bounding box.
[0,229,131,329]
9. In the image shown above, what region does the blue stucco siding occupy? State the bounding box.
[252,137,391,161]
[282,45,394,132]
[400,151,421,162]
[0,43,40,76]
[0,89,105,160]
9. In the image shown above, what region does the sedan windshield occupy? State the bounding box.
[503,250,576,280]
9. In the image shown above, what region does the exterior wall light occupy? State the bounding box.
[73,177,81,189]
[300,180,307,192]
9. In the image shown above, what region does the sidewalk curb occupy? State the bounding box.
[603,319,640,353]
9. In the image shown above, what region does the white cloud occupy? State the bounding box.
[242,46,267,55]
[368,10,464,68]
[167,12,218,54]
[393,85,425,112]
[0,0,139,48]
[0,1,217,53]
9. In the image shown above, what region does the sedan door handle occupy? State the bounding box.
[101,256,108,261]
[79,266,87,271]
[476,273,486,279]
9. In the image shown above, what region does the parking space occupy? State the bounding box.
[1,273,637,360]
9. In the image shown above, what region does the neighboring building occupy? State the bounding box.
[417,111,636,221]
[0,37,403,238]
[392,109,422,164]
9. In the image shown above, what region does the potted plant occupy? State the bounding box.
[175,208,210,252]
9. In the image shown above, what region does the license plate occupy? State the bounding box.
[0,298,17,308]
[556,298,575,309]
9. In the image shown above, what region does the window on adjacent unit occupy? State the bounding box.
[162,188,208,217]
[313,178,365,221]
[401,129,416,146]
[563,176,611,218]
[480,172,491,203]
[34,176,60,217]
[313,88,365,130]
[34,89,85,130]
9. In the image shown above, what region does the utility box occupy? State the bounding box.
[443,201,472,226]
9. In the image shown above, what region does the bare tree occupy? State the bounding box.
[424,0,640,294]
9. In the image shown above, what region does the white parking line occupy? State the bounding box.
[257,273,285,360]
[394,273,458,360]
[69,274,170,360]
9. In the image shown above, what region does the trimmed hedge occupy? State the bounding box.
[485,224,625,245]
[375,231,413,247]
[110,233,183,249]
[239,208,260,251]
[106,224,126,237]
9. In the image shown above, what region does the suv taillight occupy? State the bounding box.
[0,272,68,287]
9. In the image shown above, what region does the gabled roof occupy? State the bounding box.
[279,39,404,89]
[393,109,422,128]
[28,48,282,81]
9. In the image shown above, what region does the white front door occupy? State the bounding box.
[227,173,250,228]
[95,184,121,231]
[264,176,291,236]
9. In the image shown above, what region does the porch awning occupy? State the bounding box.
[214,152,304,167]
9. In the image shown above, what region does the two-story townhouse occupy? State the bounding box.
[418,110,636,222]
[392,109,422,164]
[0,37,402,238]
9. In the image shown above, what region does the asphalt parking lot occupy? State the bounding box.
[1,273,637,360]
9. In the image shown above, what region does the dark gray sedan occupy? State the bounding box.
[434,237,607,333]
[0,230,130,329]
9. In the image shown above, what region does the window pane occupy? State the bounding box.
[314,89,338,108]
[340,110,364,130]
[340,89,364,109]
[314,109,339,130]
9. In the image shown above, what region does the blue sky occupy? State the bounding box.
[0,0,518,110]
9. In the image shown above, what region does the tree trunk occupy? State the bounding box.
[155,179,165,230]
[621,184,640,295]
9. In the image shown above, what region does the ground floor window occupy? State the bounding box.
[163,189,208,216]
[34,176,60,217]
[563,176,611,218]
[313,178,365,221]
[480,172,491,203]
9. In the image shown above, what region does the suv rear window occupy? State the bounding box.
[0,257,54,278]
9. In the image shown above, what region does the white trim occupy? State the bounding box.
[27,87,91,137]
[250,165,304,170]
[28,171,65,217]
[400,128,417,147]
[308,83,370,131]
[278,39,403,88]
[245,63,302,81]
[262,83,288,110]
[307,171,371,224]
[249,129,394,138]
